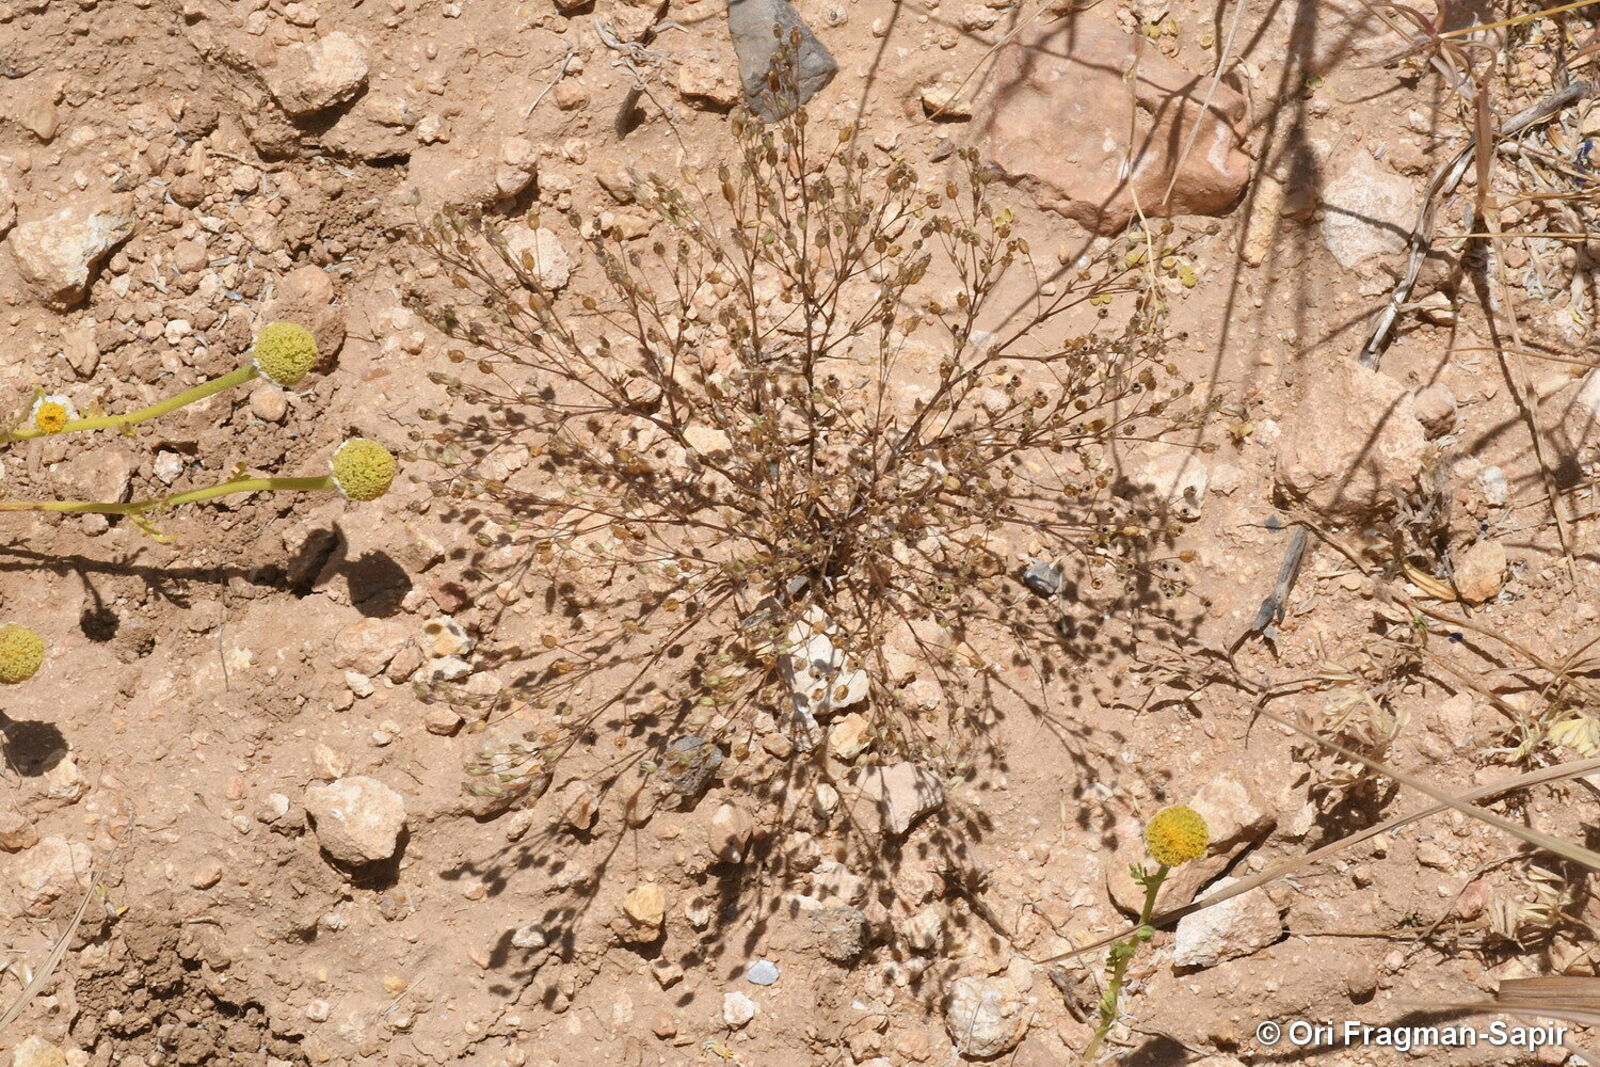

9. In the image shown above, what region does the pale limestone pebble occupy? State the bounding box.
[404,135,536,210]
[418,615,475,658]
[10,195,135,308]
[344,670,374,698]
[722,991,758,1029]
[811,899,870,963]
[10,1036,68,1067]
[943,974,1030,1058]
[554,778,598,831]
[1452,539,1506,604]
[561,137,588,165]
[1186,770,1274,851]
[265,262,344,360]
[684,895,714,930]
[1416,841,1453,870]
[901,905,944,954]
[16,96,58,142]
[1428,691,1479,752]
[1412,383,1457,438]
[503,225,572,291]
[190,859,224,889]
[249,381,290,422]
[303,776,407,865]
[312,742,350,781]
[1275,363,1427,523]
[919,81,973,120]
[595,209,652,240]
[1320,154,1416,276]
[1172,876,1283,968]
[420,655,472,684]
[330,617,410,675]
[1575,367,1600,426]
[783,607,869,725]
[0,167,14,236]
[828,712,871,760]
[621,883,667,939]
[152,450,185,485]
[849,762,943,837]
[706,801,750,862]
[424,707,464,736]
[262,30,370,118]
[0,806,40,852]
[497,136,538,197]
[1131,448,1209,521]
[32,754,89,811]
[14,836,92,916]
[651,958,684,989]
[676,50,741,111]
[814,782,839,815]
[1240,174,1286,267]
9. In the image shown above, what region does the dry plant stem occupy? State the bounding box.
[0,476,330,515]
[1439,0,1600,39]
[1037,755,1600,967]
[1250,702,1600,869]
[1082,864,1167,1063]
[0,863,94,1033]
[410,100,1196,770]
[2,364,259,443]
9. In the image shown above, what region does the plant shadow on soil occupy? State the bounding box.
[424,484,1205,1011]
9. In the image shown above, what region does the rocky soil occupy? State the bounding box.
[3,0,1600,1065]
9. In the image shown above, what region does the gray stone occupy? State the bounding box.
[746,958,780,985]
[727,0,838,121]
[658,735,723,806]
[1019,559,1062,598]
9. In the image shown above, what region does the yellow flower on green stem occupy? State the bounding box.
[30,394,76,434]
[1144,804,1209,867]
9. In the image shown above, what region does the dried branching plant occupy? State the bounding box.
[405,67,1204,794]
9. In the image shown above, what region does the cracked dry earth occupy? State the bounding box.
[5,0,1600,1065]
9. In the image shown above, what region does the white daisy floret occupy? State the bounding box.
[30,394,78,434]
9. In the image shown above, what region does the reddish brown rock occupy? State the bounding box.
[983,16,1250,234]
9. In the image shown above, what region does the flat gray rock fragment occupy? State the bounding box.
[727,0,837,121]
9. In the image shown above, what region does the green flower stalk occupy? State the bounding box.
[3,322,317,444]
[1082,806,1210,1064]
[0,624,44,685]
[0,438,398,538]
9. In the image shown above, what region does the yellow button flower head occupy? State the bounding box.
[251,322,318,387]
[1144,805,1209,867]
[0,624,44,684]
[330,438,398,501]
[30,394,77,434]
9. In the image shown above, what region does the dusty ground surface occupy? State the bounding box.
[4,0,1600,1065]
